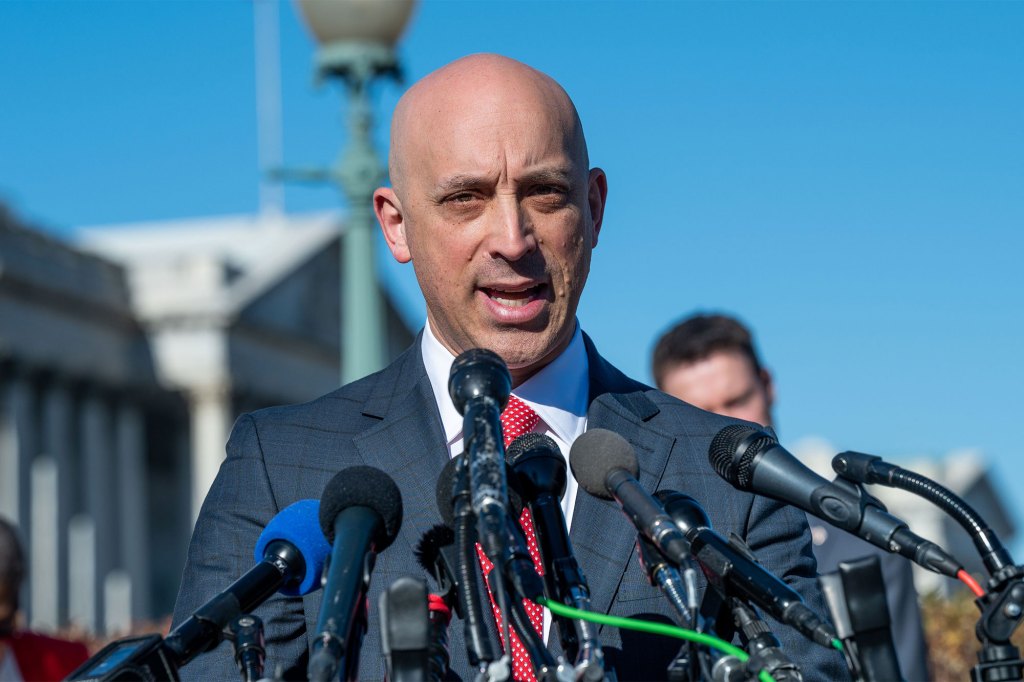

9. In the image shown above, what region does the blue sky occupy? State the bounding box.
[2,1,1022,554]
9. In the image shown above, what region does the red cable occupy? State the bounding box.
[957,569,986,598]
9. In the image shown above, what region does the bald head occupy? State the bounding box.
[388,54,589,196]
[374,53,607,384]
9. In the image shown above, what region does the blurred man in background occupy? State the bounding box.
[652,312,930,680]
[0,517,88,681]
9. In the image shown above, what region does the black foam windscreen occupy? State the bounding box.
[414,524,456,577]
[568,428,639,499]
[435,454,523,526]
[707,424,777,489]
[319,465,403,548]
[505,432,559,466]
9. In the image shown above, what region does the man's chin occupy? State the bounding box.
[484,331,571,384]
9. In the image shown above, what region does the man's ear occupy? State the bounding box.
[374,187,411,263]
[587,167,608,248]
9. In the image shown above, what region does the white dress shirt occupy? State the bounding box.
[421,320,591,640]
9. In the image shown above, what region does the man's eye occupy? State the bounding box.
[534,185,565,196]
[447,192,477,204]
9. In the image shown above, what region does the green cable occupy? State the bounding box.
[537,597,776,682]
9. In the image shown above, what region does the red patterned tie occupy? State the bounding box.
[475,394,545,682]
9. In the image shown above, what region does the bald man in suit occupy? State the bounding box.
[173,55,846,681]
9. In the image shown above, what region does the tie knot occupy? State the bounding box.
[501,395,540,447]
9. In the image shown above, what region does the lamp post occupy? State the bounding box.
[292,0,416,383]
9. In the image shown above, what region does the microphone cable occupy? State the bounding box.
[534,596,846,682]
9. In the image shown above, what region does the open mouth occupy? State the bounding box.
[481,283,546,308]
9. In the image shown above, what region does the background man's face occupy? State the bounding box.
[660,349,773,426]
[382,75,605,382]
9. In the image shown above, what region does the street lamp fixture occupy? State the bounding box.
[291,0,416,383]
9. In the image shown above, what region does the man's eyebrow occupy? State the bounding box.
[520,167,575,185]
[431,167,578,198]
[434,174,490,193]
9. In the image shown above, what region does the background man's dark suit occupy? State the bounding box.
[172,335,847,680]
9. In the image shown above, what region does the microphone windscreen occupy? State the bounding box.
[708,424,777,489]
[569,428,639,499]
[319,466,403,548]
[414,523,456,577]
[253,499,331,596]
[505,432,559,466]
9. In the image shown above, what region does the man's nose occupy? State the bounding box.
[485,195,537,261]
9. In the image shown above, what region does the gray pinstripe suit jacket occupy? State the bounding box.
[172,335,847,680]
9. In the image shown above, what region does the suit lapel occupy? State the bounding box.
[352,341,451,559]
[569,337,675,616]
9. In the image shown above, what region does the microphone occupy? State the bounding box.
[569,429,835,648]
[434,455,501,669]
[448,349,513,563]
[309,466,404,682]
[709,425,962,578]
[832,450,1014,575]
[655,489,834,652]
[569,428,692,568]
[506,433,605,679]
[379,576,450,682]
[72,500,329,680]
[165,499,330,666]
[438,453,541,603]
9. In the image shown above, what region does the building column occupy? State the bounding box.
[189,385,232,523]
[0,372,36,619]
[115,401,149,620]
[80,391,115,633]
[68,514,96,632]
[38,379,74,626]
[30,457,59,630]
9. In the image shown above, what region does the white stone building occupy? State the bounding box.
[0,206,413,633]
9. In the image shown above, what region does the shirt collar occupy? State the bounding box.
[421,321,590,450]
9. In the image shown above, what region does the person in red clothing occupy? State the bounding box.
[0,517,88,681]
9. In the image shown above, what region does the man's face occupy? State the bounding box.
[660,350,774,426]
[376,64,606,384]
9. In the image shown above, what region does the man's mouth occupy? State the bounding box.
[481,284,546,308]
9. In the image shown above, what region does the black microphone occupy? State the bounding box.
[709,425,962,578]
[379,576,450,682]
[309,466,403,682]
[435,455,501,670]
[448,349,512,563]
[570,429,836,647]
[506,433,605,680]
[655,489,834,651]
[569,428,692,567]
[437,454,542,605]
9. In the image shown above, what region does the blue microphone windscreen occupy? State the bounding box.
[254,499,331,596]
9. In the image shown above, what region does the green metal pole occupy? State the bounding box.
[336,67,386,384]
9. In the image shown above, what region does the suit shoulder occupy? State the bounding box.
[242,359,400,429]
[644,388,756,438]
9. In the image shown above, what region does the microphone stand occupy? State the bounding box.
[972,568,1024,682]
[493,565,566,682]
[831,452,1024,680]
[225,614,266,682]
[449,455,504,679]
[731,601,802,682]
